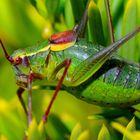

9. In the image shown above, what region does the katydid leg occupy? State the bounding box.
[45,51,51,68]
[71,26,140,86]
[27,72,34,125]
[17,87,27,115]
[42,59,71,123]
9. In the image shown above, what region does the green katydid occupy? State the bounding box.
[0,0,140,127]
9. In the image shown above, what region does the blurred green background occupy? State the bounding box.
[0,0,140,139]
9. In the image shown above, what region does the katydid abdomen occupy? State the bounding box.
[65,59,140,107]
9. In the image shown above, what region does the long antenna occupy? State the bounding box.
[0,40,14,63]
[74,0,91,38]
[95,26,140,60]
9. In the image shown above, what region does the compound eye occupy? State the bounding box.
[15,56,22,64]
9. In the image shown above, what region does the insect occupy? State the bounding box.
[0,0,140,127]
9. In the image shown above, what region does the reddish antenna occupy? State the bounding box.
[0,40,14,63]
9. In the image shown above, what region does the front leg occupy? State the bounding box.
[42,59,71,123]
[27,71,34,125]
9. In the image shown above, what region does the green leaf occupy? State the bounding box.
[98,108,132,120]
[70,123,83,140]
[38,120,45,134]
[45,0,60,20]
[97,124,110,140]
[111,122,138,140]
[29,0,36,7]
[97,0,110,45]
[64,0,75,29]
[0,0,42,47]
[119,0,140,62]
[70,122,91,140]
[123,117,136,140]
[28,119,40,140]
[77,130,90,140]
[0,100,25,140]
[88,115,105,120]
[36,0,48,18]
[88,108,132,121]
[88,0,105,46]
[38,120,46,140]
[29,0,48,18]
[45,114,70,140]
[70,0,85,23]
[111,0,125,28]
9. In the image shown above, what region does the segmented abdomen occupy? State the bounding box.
[66,59,140,107]
[103,62,140,91]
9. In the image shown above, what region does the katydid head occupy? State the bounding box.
[0,40,22,65]
[49,30,76,44]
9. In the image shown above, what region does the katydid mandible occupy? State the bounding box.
[0,0,140,125]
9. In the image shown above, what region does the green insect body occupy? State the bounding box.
[11,37,140,108]
[1,0,140,126]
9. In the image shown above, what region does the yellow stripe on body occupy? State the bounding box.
[20,45,51,58]
[50,40,76,51]
[19,40,75,59]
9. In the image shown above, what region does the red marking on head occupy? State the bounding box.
[49,30,76,44]
[15,56,22,65]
